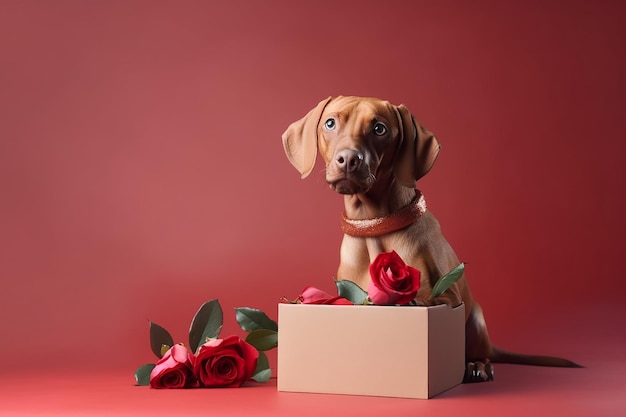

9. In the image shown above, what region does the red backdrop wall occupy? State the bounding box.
[1,0,625,372]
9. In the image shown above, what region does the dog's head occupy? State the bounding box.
[282,96,440,194]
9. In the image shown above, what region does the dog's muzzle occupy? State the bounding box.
[335,149,364,173]
[327,149,374,195]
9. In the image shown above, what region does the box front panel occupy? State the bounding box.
[278,304,431,398]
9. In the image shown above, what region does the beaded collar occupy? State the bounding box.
[340,190,427,237]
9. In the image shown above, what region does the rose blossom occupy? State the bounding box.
[193,335,259,388]
[150,344,197,389]
[368,250,420,305]
[298,286,353,305]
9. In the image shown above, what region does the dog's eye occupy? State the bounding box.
[373,123,387,136]
[324,118,336,131]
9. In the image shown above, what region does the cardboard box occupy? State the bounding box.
[277,303,465,399]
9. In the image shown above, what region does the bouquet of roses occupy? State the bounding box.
[290,250,464,306]
[135,300,277,388]
[135,250,463,389]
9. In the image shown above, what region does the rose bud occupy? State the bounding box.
[150,344,197,389]
[368,250,420,305]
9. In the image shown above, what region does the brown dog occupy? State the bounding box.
[282,96,580,382]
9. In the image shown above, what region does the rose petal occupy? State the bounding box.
[299,286,337,304]
[235,339,259,378]
[368,282,394,305]
[393,274,413,292]
[219,344,255,381]
[327,297,354,305]
[203,354,244,387]
[212,355,238,382]
[155,348,173,365]
[161,369,185,388]
[170,344,191,364]
[201,337,224,349]
[151,355,178,379]
[150,362,194,389]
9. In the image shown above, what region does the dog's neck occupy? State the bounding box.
[341,184,427,237]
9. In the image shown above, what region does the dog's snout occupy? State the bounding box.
[335,150,363,173]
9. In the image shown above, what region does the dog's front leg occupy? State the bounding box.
[365,237,384,263]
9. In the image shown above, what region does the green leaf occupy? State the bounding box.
[253,368,272,383]
[149,322,174,359]
[245,329,278,351]
[431,263,465,298]
[134,363,155,386]
[336,280,367,304]
[160,344,171,357]
[235,307,278,332]
[251,351,271,383]
[188,299,223,353]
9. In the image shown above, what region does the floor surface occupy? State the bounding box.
[1,358,623,417]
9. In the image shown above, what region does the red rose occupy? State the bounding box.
[368,250,420,305]
[298,286,353,305]
[150,344,197,389]
[193,335,259,388]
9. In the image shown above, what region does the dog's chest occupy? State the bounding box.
[337,232,424,289]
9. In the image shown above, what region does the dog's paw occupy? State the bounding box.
[464,360,494,383]
[413,296,457,307]
[412,297,434,306]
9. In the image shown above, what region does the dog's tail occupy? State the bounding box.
[491,346,583,368]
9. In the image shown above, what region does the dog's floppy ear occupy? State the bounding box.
[393,104,441,188]
[282,97,333,179]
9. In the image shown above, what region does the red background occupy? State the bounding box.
[1,1,625,415]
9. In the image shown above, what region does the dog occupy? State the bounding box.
[282,96,581,382]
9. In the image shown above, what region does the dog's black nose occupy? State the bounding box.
[335,149,363,173]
